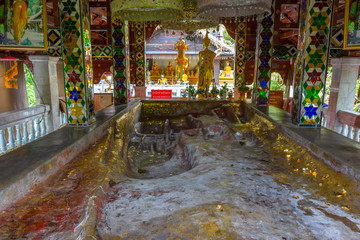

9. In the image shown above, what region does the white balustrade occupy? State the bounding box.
[0,105,51,155]
[337,123,360,143]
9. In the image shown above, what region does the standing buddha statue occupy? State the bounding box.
[174,37,189,82]
[198,32,222,94]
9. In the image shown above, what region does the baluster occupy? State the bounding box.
[7,126,15,149]
[22,122,29,144]
[340,124,346,136]
[41,118,47,136]
[347,126,354,139]
[15,124,22,146]
[30,120,35,141]
[35,119,41,139]
[61,112,65,126]
[63,113,67,125]
[0,129,7,154]
[354,128,360,142]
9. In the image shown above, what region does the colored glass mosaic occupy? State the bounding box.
[92,45,113,57]
[245,51,255,61]
[235,20,246,87]
[331,27,344,48]
[135,22,145,86]
[48,28,61,47]
[292,0,334,126]
[273,45,297,59]
[254,0,275,105]
[112,21,129,104]
[48,47,62,57]
[60,0,95,126]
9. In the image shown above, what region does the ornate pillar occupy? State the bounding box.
[59,0,95,126]
[292,0,334,126]
[254,1,275,105]
[129,22,146,98]
[235,18,247,87]
[112,21,129,104]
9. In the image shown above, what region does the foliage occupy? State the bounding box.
[227,90,233,98]
[219,83,228,97]
[223,30,235,45]
[354,96,360,113]
[270,72,286,91]
[24,64,36,108]
[236,81,250,92]
[196,88,205,96]
[186,84,196,96]
[354,79,360,113]
[210,87,219,95]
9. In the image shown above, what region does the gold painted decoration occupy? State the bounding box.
[111,0,183,22]
[198,0,271,19]
[162,0,218,32]
[4,60,18,89]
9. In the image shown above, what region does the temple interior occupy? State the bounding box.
[1,0,360,239]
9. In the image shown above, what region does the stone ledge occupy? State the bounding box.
[0,103,134,211]
[250,104,360,189]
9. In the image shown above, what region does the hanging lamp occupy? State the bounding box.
[198,0,271,19]
[162,0,218,32]
[111,0,184,22]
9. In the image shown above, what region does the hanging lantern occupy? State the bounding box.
[198,0,271,19]
[162,0,218,32]
[111,0,183,22]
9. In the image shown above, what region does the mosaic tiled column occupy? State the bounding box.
[292,0,334,126]
[112,21,129,104]
[235,19,247,87]
[254,1,275,105]
[59,0,95,126]
[134,22,145,86]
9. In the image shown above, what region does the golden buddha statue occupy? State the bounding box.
[166,61,174,76]
[198,32,222,92]
[174,37,189,82]
[221,61,232,77]
[151,60,160,75]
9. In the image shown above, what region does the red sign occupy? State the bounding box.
[151,90,172,99]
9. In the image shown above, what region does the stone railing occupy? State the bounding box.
[0,105,51,155]
[337,110,360,142]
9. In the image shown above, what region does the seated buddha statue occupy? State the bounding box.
[151,60,160,75]
[166,61,174,76]
[221,61,232,77]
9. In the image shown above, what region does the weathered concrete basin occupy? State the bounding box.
[1,100,360,239]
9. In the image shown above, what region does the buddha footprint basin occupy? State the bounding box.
[127,113,236,179]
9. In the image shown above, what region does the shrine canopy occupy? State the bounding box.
[111,0,271,32]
